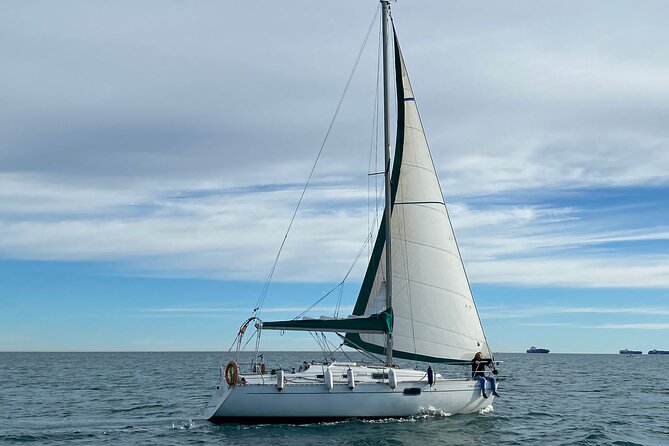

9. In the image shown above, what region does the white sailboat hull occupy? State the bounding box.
[205,364,495,423]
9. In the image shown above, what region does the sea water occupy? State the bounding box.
[1,352,667,445]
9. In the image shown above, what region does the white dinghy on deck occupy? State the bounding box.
[205,1,500,423]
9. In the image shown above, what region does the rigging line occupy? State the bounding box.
[253,4,381,318]
[326,336,342,362]
[368,13,383,264]
[320,334,332,358]
[317,333,329,359]
[399,178,419,362]
[310,332,332,362]
[334,283,344,318]
[321,333,335,360]
[375,11,385,235]
[309,331,319,349]
[335,333,385,364]
[253,330,262,367]
[333,342,355,363]
[309,332,321,350]
[294,286,340,320]
[241,328,259,350]
[293,230,372,321]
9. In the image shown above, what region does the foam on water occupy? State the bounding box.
[479,405,494,415]
[417,406,453,418]
[171,420,196,430]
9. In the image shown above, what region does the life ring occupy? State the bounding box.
[225,361,239,387]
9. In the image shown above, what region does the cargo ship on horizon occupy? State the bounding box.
[619,349,642,354]
[527,346,550,353]
[648,349,669,354]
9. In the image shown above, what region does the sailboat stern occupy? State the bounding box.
[204,366,237,421]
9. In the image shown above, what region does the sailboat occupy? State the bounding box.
[205,1,498,423]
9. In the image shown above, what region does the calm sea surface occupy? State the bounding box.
[1,352,667,445]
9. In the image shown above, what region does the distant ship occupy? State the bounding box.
[619,349,642,354]
[527,346,550,353]
[648,349,669,355]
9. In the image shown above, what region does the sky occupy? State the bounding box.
[1,0,668,353]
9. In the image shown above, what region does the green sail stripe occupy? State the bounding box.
[263,310,392,334]
[389,26,406,208]
[351,212,387,316]
[345,25,406,350]
[343,333,468,364]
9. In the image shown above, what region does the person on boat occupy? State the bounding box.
[471,351,500,398]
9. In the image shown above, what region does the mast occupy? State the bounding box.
[381,0,393,366]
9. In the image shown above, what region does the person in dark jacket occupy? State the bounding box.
[472,351,500,398]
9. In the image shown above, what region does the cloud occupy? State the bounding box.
[586,323,669,330]
[519,323,573,327]
[471,256,669,288]
[1,1,669,291]
[480,305,669,320]
[2,170,669,289]
[141,305,352,316]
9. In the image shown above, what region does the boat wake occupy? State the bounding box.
[170,419,196,430]
[416,406,453,419]
[479,405,494,415]
[359,408,453,424]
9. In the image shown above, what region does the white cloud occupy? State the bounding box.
[471,256,669,288]
[519,323,573,327]
[480,305,669,320]
[2,1,669,291]
[586,323,669,330]
[141,305,352,315]
[2,170,669,289]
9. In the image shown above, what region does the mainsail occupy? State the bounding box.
[263,26,491,363]
[344,28,491,362]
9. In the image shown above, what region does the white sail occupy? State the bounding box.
[346,31,491,362]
